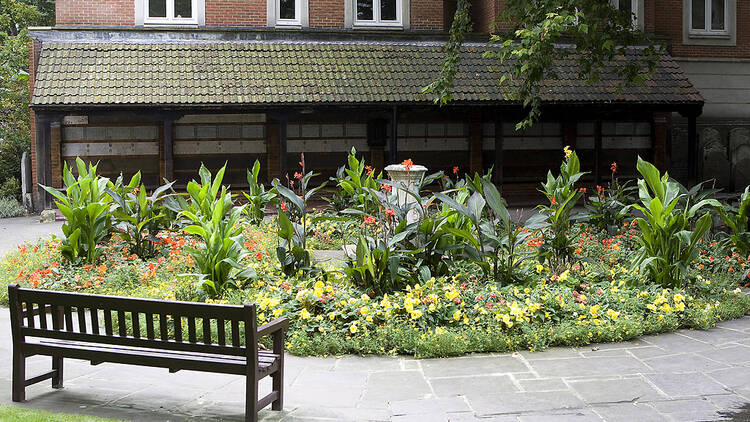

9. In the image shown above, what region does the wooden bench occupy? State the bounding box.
[7,284,288,422]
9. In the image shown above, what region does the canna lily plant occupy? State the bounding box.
[631,156,721,289]
[41,158,112,265]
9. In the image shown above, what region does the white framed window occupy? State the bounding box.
[610,0,643,29]
[689,0,728,35]
[276,0,301,25]
[141,0,200,24]
[354,0,402,27]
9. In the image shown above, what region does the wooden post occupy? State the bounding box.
[163,118,174,182]
[389,106,398,164]
[687,114,698,185]
[8,285,25,402]
[244,304,259,422]
[266,121,280,182]
[652,112,671,171]
[469,118,483,174]
[49,120,62,188]
[34,114,52,210]
[493,117,504,190]
[594,120,602,186]
[279,118,288,180]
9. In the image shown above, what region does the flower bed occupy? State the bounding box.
[2,221,748,358]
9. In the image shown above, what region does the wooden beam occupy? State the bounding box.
[594,120,602,186]
[652,113,670,172]
[493,116,503,190]
[687,115,697,185]
[389,106,398,164]
[49,119,62,188]
[279,117,288,180]
[163,118,174,182]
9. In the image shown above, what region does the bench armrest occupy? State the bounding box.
[257,317,289,338]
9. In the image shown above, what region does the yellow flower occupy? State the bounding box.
[410,310,423,320]
[590,304,601,318]
[366,315,373,323]
[360,306,369,315]
[606,309,620,321]
[536,264,544,274]
[445,289,459,301]
[300,309,311,320]
[350,322,358,333]
[361,293,370,302]
[453,310,461,321]
[559,270,570,282]
[563,145,572,159]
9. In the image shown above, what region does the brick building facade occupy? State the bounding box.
[29,0,741,209]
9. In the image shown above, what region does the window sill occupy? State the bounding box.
[352,24,404,30]
[688,32,730,40]
[143,22,200,28]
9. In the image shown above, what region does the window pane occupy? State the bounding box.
[357,0,373,20]
[380,0,397,21]
[691,0,705,29]
[279,0,296,19]
[149,0,167,17]
[711,0,725,30]
[618,0,632,13]
[174,0,192,18]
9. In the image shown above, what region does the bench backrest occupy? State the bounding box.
[7,284,257,358]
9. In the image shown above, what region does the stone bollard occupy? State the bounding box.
[385,162,427,224]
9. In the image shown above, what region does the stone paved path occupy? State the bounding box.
[1,310,750,421]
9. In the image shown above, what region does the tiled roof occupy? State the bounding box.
[31,40,703,107]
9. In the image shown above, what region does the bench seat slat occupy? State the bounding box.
[22,327,248,356]
[23,342,276,377]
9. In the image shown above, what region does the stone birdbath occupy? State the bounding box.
[385,162,428,224]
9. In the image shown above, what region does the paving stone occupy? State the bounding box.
[650,398,719,414]
[517,409,603,421]
[467,391,586,416]
[529,356,651,378]
[445,414,519,422]
[359,371,431,409]
[333,355,403,372]
[706,366,750,389]
[421,355,528,378]
[641,333,717,353]
[705,393,750,410]
[390,397,470,415]
[568,377,665,404]
[642,353,729,373]
[645,373,729,399]
[715,317,750,331]
[518,348,581,360]
[429,374,518,397]
[285,384,363,409]
[680,327,750,346]
[591,403,668,422]
[699,345,750,365]
[290,406,391,421]
[518,378,569,392]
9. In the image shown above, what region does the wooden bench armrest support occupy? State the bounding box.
[257,318,289,339]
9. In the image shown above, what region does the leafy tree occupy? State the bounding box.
[427,0,659,129]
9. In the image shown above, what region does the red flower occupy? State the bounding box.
[365,165,374,176]
[401,158,414,171]
[280,202,288,211]
[383,208,396,220]
[610,162,618,174]
[255,252,263,261]
[550,196,558,206]
[299,153,305,169]
[363,215,376,226]
[294,172,303,180]
[452,166,459,174]
[381,184,392,192]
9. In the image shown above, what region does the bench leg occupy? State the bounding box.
[52,355,64,389]
[245,376,258,422]
[271,368,283,411]
[12,349,25,402]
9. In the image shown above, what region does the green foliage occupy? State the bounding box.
[107,172,175,260]
[429,0,658,129]
[328,147,381,214]
[537,149,586,271]
[343,235,408,296]
[0,196,24,217]
[584,165,636,234]
[41,158,113,265]
[180,164,255,298]
[242,159,276,225]
[631,156,721,288]
[272,154,327,277]
[718,186,750,257]
[0,176,20,201]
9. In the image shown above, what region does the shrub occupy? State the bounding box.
[41,158,112,265]
[0,177,21,201]
[585,162,636,234]
[0,131,29,191]
[718,186,750,257]
[180,164,255,298]
[0,196,25,218]
[631,156,721,288]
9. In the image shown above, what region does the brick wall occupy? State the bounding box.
[654,0,749,58]
[206,0,266,27]
[471,0,500,33]
[56,0,134,25]
[410,0,445,30]
[309,0,344,28]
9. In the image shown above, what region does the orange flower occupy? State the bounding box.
[401,158,414,171]
[452,166,459,174]
[610,162,618,174]
[280,202,288,211]
[381,184,392,192]
[255,252,263,260]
